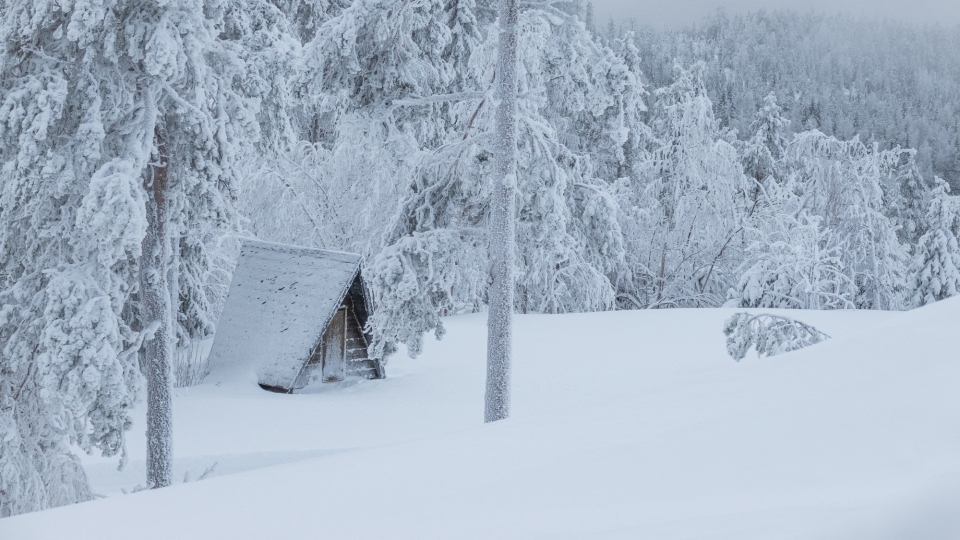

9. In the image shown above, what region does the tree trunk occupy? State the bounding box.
[168,232,181,386]
[484,0,518,423]
[141,125,174,488]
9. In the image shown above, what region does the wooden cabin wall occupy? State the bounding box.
[347,277,370,336]
[341,294,380,379]
[296,286,383,388]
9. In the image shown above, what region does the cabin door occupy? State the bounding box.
[322,307,347,382]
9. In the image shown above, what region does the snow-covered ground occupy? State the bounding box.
[2,301,959,539]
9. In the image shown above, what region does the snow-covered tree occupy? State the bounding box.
[444,0,485,92]
[616,62,750,309]
[732,212,855,310]
[0,0,257,507]
[136,0,256,490]
[783,132,908,309]
[0,0,142,514]
[910,178,960,306]
[739,93,789,200]
[271,0,349,43]
[583,1,595,35]
[607,31,649,179]
[885,151,932,246]
[482,0,519,423]
[369,6,633,368]
[0,0,163,513]
[295,0,453,144]
[540,12,645,187]
[222,0,301,154]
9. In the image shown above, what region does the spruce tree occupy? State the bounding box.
[740,93,789,194]
[911,179,960,306]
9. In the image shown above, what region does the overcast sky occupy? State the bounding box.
[592,0,960,28]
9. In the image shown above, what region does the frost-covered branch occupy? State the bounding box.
[390,91,487,109]
[723,313,831,361]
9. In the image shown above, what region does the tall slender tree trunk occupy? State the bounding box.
[484,0,519,423]
[141,125,174,488]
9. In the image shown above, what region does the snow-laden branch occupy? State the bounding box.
[519,2,576,23]
[723,313,830,361]
[389,91,487,110]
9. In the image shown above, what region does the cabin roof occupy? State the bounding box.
[206,239,363,389]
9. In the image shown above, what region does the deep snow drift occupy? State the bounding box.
[1,301,959,539]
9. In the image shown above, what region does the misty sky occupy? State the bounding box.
[592,0,960,28]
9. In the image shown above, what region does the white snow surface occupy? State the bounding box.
[2,301,960,539]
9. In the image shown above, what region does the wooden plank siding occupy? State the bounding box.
[341,293,380,379]
[299,288,379,382]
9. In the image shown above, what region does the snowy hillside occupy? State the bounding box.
[1,301,959,539]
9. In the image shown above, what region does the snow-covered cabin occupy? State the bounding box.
[206,239,384,392]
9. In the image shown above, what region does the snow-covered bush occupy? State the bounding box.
[733,212,855,310]
[368,229,488,358]
[723,313,831,361]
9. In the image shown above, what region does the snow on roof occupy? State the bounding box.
[206,239,361,389]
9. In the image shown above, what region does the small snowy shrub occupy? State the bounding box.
[723,313,830,361]
[733,212,855,310]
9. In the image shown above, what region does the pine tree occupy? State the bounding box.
[140,126,175,489]
[444,0,484,93]
[135,0,256,488]
[0,0,256,506]
[740,93,789,195]
[910,178,960,306]
[886,151,932,246]
[270,0,349,43]
[584,1,595,35]
[1,0,146,513]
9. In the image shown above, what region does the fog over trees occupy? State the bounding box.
[612,11,960,189]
